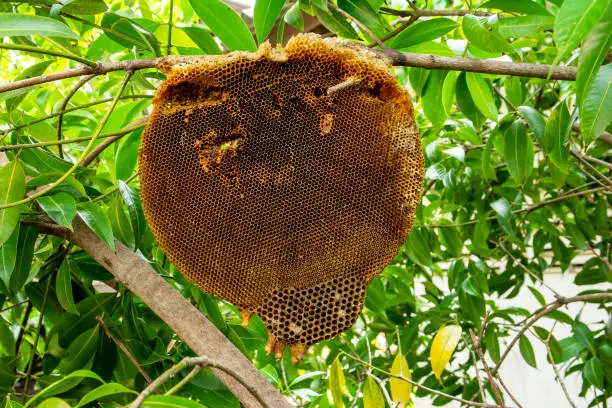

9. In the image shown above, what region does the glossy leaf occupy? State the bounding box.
[504,121,534,184]
[313,6,359,40]
[491,198,513,236]
[583,358,604,389]
[338,0,387,37]
[76,383,138,407]
[518,105,546,144]
[456,73,485,128]
[519,335,537,367]
[480,0,551,15]
[254,0,287,42]
[497,15,554,38]
[442,71,460,115]
[363,376,384,408]
[431,324,462,381]
[285,3,305,31]
[180,24,222,54]
[37,398,70,408]
[188,0,257,51]
[37,193,77,230]
[544,103,571,172]
[576,4,612,103]
[56,261,79,315]
[386,18,458,49]
[78,202,116,251]
[9,225,38,293]
[465,72,498,121]
[0,13,79,39]
[118,181,146,250]
[554,0,608,64]
[390,352,411,406]
[141,395,208,408]
[0,160,25,246]
[422,70,448,126]
[0,226,18,289]
[580,64,612,146]
[329,356,347,408]
[23,370,104,408]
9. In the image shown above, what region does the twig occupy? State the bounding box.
[431,185,611,228]
[0,43,97,67]
[328,2,385,48]
[80,117,148,167]
[543,337,577,408]
[380,7,494,17]
[0,72,133,210]
[571,151,612,186]
[1,120,148,153]
[581,154,612,171]
[164,365,202,396]
[571,122,612,147]
[465,333,486,402]
[339,351,504,408]
[129,356,269,408]
[370,15,419,47]
[0,59,157,94]
[14,301,33,357]
[57,75,96,158]
[96,316,154,386]
[497,377,523,408]
[469,318,505,407]
[495,241,564,300]
[0,299,29,314]
[471,293,612,402]
[167,0,174,56]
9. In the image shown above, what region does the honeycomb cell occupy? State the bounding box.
[139,34,424,363]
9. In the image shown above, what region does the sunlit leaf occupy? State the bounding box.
[0,13,79,38]
[363,376,384,408]
[386,18,458,49]
[78,202,116,251]
[254,0,287,42]
[328,356,348,408]
[0,160,25,246]
[390,352,411,407]
[580,64,612,146]
[37,193,77,230]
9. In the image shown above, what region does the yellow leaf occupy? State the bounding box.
[329,356,347,408]
[390,352,412,407]
[430,324,463,381]
[363,376,385,408]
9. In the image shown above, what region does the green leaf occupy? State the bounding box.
[439,225,463,257]
[0,226,18,289]
[60,0,108,15]
[405,228,432,266]
[328,356,347,408]
[422,70,448,126]
[430,325,462,381]
[363,376,384,408]
[254,0,287,42]
[462,15,511,55]
[480,0,551,15]
[390,352,411,405]
[5,60,54,112]
[100,13,160,55]
[575,258,611,285]
[23,370,104,408]
[491,198,513,235]
[9,225,38,293]
[117,181,146,250]
[583,357,604,389]
[0,160,25,246]
[313,6,359,40]
[576,4,612,104]
[554,0,609,65]
[37,398,70,408]
[544,103,571,172]
[465,72,498,121]
[57,326,100,374]
[518,335,537,367]
[386,18,458,49]
[338,0,387,37]
[180,24,222,54]
[518,106,546,144]
[141,395,208,408]
[37,193,77,230]
[574,321,597,354]
[580,64,612,146]
[408,67,429,97]
[0,13,79,39]
[76,383,138,407]
[285,3,305,31]
[188,0,257,51]
[56,261,79,315]
[497,15,554,38]
[456,73,485,128]
[442,71,459,115]
[504,121,534,184]
[504,76,522,107]
[77,202,115,251]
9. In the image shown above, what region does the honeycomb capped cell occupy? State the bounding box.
[139,34,424,363]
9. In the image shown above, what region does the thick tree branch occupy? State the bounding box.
[0,50,580,95]
[63,217,289,408]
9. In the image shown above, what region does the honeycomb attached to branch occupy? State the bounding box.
[139,34,424,363]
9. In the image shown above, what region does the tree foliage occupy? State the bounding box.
[0,0,610,407]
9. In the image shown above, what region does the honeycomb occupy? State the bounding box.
[139,34,424,363]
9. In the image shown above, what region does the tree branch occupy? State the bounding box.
[380,7,494,17]
[57,75,96,158]
[62,216,289,408]
[0,43,97,67]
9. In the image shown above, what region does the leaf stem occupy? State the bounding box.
[0,72,134,210]
[0,43,97,67]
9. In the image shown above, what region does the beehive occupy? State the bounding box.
[139,34,423,363]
